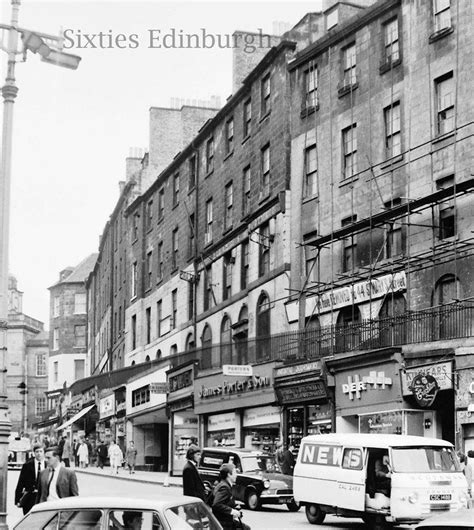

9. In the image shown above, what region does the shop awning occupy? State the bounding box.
[55,404,95,431]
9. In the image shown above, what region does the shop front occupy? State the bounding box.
[126,366,169,471]
[401,355,455,443]
[98,392,115,443]
[327,348,425,436]
[274,360,333,453]
[455,348,474,453]
[167,361,199,476]
[194,361,282,452]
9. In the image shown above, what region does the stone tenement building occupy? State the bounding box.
[64,0,473,474]
[6,275,48,433]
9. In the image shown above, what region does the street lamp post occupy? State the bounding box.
[0,2,80,528]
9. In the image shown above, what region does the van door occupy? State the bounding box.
[337,447,366,511]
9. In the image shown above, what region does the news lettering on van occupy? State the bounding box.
[300,444,344,466]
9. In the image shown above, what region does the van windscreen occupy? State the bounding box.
[391,446,460,473]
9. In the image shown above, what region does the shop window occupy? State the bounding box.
[234,305,249,365]
[379,293,407,346]
[201,324,213,370]
[433,274,461,339]
[220,316,232,365]
[335,305,361,352]
[256,293,271,362]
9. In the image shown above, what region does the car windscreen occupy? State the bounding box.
[241,455,279,473]
[165,502,221,529]
[391,446,460,473]
[14,510,58,530]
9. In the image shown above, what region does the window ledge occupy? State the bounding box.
[380,154,403,169]
[338,82,358,98]
[429,26,454,43]
[156,278,163,286]
[205,170,214,179]
[130,296,137,303]
[432,130,456,146]
[188,185,196,195]
[259,110,271,123]
[146,227,153,234]
[339,176,359,188]
[223,225,233,235]
[157,217,164,225]
[172,202,179,210]
[379,57,402,75]
[300,104,319,119]
[242,135,251,145]
[223,151,234,162]
[258,192,271,205]
[435,234,459,247]
[302,194,319,204]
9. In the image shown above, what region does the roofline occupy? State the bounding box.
[288,0,400,72]
[125,40,296,215]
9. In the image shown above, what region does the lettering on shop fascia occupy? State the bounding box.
[342,371,392,400]
[198,375,271,399]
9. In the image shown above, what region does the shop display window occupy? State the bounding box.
[243,427,280,454]
[287,404,332,453]
[207,430,235,447]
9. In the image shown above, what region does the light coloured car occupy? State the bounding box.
[416,508,474,529]
[13,495,223,530]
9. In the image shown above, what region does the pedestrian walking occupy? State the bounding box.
[459,453,473,498]
[97,440,108,469]
[182,445,207,502]
[108,439,123,474]
[14,443,47,514]
[125,440,138,474]
[77,439,89,468]
[58,435,65,461]
[212,463,250,530]
[37,446,79,503]
[72,438,80,467]
[279,444,296,475]
[61,435,71,468]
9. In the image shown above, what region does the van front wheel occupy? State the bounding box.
[305,504,326,524]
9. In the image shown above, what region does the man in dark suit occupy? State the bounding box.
[15,443,47,514]
[37,446,79,503]
[212,463,250,530]
[182,445,207,502]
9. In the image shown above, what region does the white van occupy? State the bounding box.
[293,433,469,528]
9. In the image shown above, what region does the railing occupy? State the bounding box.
[170,304,474,373]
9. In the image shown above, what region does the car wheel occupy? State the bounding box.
[305,504,326,524]
[245,490,261,511]
[362,514,391,530]
[287,500,300,512]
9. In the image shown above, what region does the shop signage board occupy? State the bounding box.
[99,395,115,419]
[401,361,453,396]
[409,374,439,407]
[285,271,406,322]
[242,405,280,427]
[274,361,320,379]
[342,371,393,400]
[169,369,193,394]
[150,382,169,394]
[208,412,236,432]
[198,374,270,399]
[223,364,253,377]
[276,381,327,404]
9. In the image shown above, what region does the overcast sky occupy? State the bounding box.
[1,0,318,326]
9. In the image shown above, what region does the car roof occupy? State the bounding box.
[28,496,204,513]
[416,509,474,527]
[300,433,453,449]
[202,447,262,456]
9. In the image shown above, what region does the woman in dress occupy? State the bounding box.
[125,441,138,474]
[108,440,123,475]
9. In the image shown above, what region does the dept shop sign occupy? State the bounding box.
[198,375,271,399]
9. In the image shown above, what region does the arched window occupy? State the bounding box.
[145,355,150,362]
[156,349,162,359]
[305,316,321,357]
[433,275,461,338]
[185,333,195,351]
[256,293,271,361]
[201,325,213,370]
[235,305,249,364]
[220,316,232,366]
[170,344,178,356]
[131,360,136,366]
[335,305,361,352]
[379,293,406,346]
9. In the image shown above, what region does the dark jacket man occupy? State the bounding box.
[37,447,79,503]
[212,464,250,530]
[182,445,207,502]
[15,445,47,514]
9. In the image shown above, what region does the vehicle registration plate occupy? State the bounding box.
[430,494,451,501]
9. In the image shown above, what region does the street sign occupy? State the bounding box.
[222,365,253,377]
[149,382,169,394]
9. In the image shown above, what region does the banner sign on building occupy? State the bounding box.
[150,382,169,394]
[242,406,280,427]
[99,395,115,419]
[285,272,406,322]
[207,412,235,432]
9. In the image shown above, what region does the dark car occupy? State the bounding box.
[198,447,299,512]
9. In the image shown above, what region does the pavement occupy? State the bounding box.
[74,465,183,488]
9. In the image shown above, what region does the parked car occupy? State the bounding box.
[13,495,223,530]
[416,509,474,529]
[198,447,299,511]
